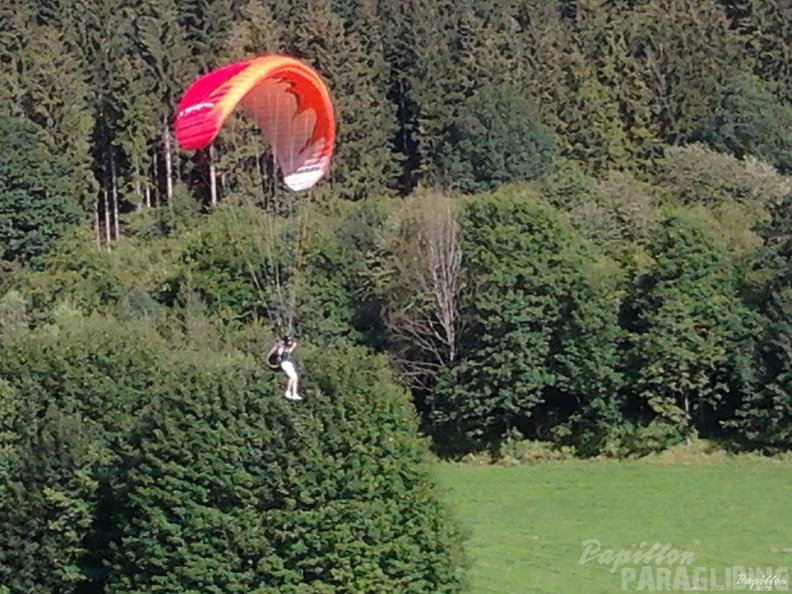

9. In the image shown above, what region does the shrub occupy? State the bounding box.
[0,314,465,593]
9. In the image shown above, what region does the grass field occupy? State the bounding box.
[434,454,792,594]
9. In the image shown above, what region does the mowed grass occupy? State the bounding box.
[434,455,792,594]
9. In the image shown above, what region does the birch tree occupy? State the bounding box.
[383,192,463,389]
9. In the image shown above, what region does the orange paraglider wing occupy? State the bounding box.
[174,55,335,191]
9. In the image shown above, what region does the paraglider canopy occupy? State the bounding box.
[174,55,335,192]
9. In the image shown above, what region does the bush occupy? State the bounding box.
[0,313,465,593]
[10,227,125,319]
[496,440,576,465]
[604,420,687,458]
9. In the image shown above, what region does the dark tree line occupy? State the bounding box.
[1,0,790,252]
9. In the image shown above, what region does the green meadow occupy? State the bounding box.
[435,455,792,594]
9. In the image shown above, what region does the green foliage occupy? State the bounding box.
[693,74,792,174]
[552,256,625,455]
[0,407,100,593]
[166,198,386,344]
[537,163,665,258]
[0,115,84,263]
[2,0,787,236]
[0,0,790,513]
[3,9,792,594]
[629,0,749,145]
[0,378,20,502]
[0,313,465,593]
[438,84,556,193]
[655,143,792,261]
[603,419,686,458]
[552,2,660,174]
[496,439,576,464]
[595,171,664,248]
[0,290,29,336]
[730,196,792,452]
[738,0,792,106]
[168,204,294,326]
[0,313,173,592]
[0,6,97,211]
[11,227,124,318]
[295,200,388,346]
[623,209,761,438]
[241,345,467,593]
[431,189,622,451]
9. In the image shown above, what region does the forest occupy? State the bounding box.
[0,0,791,591]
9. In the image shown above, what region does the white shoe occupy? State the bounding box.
[285,391,302,401]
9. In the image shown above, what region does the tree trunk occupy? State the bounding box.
[133,168,143,211]
[103,186,111,251]
[152,148,159,207]
[163,119,173,207]
[94,195,101,249]
[111,154,120,240]
[209,145,217,207]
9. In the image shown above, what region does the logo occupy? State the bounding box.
[579,539,789,591]
[580,539,697,574]
[178,102,215,118]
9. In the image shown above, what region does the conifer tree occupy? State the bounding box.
[738,0,792,106]
[268,0,399,198]
[630,0,748,144]
[0,115,84,263]
[557,1,659,173]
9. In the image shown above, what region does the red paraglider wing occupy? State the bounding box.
[174,55,335,191]
[173,60,251,151]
